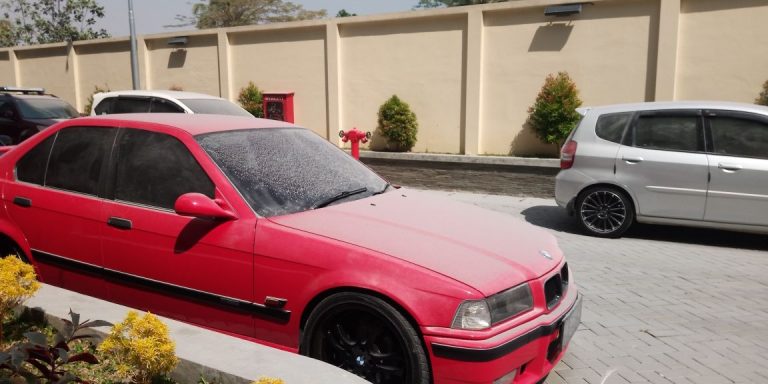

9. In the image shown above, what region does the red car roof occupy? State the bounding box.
[75,114,298,136]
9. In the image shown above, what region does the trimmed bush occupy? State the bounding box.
[238,81,264,118]
[756,79,768,106]
[99,311,178,384]
[377,95,418,152]
[527,72,583,150]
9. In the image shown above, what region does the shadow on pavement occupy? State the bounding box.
[522,205,768,251]
[626,224,768,251]
[520,205,581,234]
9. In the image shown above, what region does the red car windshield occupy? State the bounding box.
[197,128,388,217]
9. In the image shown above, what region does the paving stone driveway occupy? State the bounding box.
[424,190,768,384]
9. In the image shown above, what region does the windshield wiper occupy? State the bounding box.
[312,187,368,209]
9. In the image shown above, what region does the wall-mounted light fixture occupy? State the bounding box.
[544,3,583,17]
[167,36,189,46]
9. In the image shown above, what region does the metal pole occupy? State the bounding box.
[129,0,140,89]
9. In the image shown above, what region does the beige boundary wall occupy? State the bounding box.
[1,0,766,156]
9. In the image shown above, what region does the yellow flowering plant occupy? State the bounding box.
[0,256,39,344]
[252,378,285,384]
[99,310,179,384]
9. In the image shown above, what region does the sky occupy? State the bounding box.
[95,0,418,38]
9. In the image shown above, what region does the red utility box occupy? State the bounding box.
[262,92,295,123]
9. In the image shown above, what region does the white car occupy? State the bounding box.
[91,90,252,117]
[555,101,768,237]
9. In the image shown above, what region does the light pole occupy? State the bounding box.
[129,0,140,89]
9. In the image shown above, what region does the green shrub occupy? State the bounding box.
[0,310,110,383]
[83,85,110,115]
[756,79,768,106]
[238,81,264,118]
[527,72,583,150]
[377,95,418,152]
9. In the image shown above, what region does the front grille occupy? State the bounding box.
[561,263,570,292]
[544,263,570,310]
[544,274,563,309]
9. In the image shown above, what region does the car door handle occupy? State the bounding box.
[13,196,31,207]
[107,217,132,230]
[718,163,742,172]
[622,156,644,164]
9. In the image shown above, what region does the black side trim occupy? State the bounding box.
[13,196,31,207]
[32,250,290,323]
[432,295,581,362]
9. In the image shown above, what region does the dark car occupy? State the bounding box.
[0,86,79,145]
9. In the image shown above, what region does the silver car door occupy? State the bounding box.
[615,110,709,220]
[704,110,768,226]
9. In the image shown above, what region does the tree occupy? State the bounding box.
[238,81,264,117]
[336,9,356,17]
[527,72,583,150]
[0,18,14,47]
[1,0,109,46]
[174,0,327,29]
[414,0,508,8]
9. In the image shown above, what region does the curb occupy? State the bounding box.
[356,150,560,168]
[22,284,369,384]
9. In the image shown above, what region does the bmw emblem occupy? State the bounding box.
[540,250,553,260]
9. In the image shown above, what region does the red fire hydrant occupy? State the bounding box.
[339,128,371,160]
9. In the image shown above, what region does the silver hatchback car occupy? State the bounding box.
[555,101,768,238]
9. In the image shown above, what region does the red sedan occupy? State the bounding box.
[0,114,581,384]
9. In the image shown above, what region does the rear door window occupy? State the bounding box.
[595,112,632,144]
[112,98,151,114]
[94,97,115,115]
[45,127,117,195]
[708,114,768,159]
[16,134,56,185]
[632,113,702,152]
[150,98,185,113]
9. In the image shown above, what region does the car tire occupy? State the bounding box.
[302,292,430,384]
[576,186,634,238]
[0,237,29,263]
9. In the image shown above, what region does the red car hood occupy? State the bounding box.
[269,189,564,297]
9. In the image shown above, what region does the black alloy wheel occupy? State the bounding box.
[576,186,634,238]
[302,293,430,384]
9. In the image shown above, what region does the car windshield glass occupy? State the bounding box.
[180,99,252,117]
[197,128,387,217]
[16,98,79,119]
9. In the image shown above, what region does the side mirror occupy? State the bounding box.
[175,193,237,220]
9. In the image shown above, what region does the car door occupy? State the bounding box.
[615,110,709,220]
[100,127,259,337]
[703,110,768,226]
[4,126,116,296]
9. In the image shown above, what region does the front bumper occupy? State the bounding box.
[427,293,583,384]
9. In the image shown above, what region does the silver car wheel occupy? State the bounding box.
[580,190,627,234]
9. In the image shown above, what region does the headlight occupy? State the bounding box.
[487,283,534,323]
[452,283,533,330]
